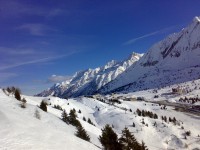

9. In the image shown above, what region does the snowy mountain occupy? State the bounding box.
[37,52,142,97]
[39,17,200,97]
[99,16,200,94]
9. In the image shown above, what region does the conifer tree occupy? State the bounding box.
[88,118,92,124]
[75,124,90,142]
[169,117,172,122]
[99,124,122,150]
[68,109,81,127]
[61,110,68,123]
[6,87,11,93]
[69,109,77,119]
[40,101,47,112]
[153,113,158,119]
[119,127,141,150]
[83,116,86,121]
[141,141,148,150]
[164,116,167,122]
[136,109,141,116]
[15,88,21,101]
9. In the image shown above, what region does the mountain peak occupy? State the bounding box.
[104,60,118,69]
[193,16,200,23]
[127,52,143,60]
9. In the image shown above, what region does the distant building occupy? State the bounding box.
[124,97,137,101]
[172,87,186,95]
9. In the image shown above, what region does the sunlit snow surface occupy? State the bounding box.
[1,83,200,150]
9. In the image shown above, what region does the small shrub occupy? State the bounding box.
[6,87,11,93]
[20,102,26,108]
[34,109,41,120]
[185,131,191,136]
[22,98,27,103]
[53,104,63,111]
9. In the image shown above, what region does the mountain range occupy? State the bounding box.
[38,17,200,97]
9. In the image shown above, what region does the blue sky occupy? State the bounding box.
[0,0,200,95]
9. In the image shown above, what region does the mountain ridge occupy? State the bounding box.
[37,52,142,97]
[38,16,200,97]
[99,16,200,94]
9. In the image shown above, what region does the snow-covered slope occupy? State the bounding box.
[1,85,200,150]
[99,16,200,94]
[38,52,142,97]
[0,90,99,150]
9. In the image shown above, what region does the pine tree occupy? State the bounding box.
[99,124,122,150]
[136,109,141,116]
[69,109,77,119]
[75,124,90,142]
[169,117,172,122]
[164,116,167,122]
[173,117,177,125]
[61,110,68,123]
[68,109,81,127]
[153,121,157,127]
[40,101,47,112]
[83,116,86,121]
[88,118,92,124]
[78,109,81,113]
[153,113,158,119]
[6,87,11,93]
[15,88,21,101]
[11,86,16,93]
[119,127,141,150]
[141,141,148,150]
[142,110,145,117]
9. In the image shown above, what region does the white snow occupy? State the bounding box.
[1,82,200,150]
[0,90,99,150]
[37,52,142,97]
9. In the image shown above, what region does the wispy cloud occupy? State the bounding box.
[16,23,56,36]
[47,75,72,83]
[0,53,75,71]
[123,25,179,45]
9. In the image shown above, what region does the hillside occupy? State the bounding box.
[1,84,200,150]
[0,89,99,150]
